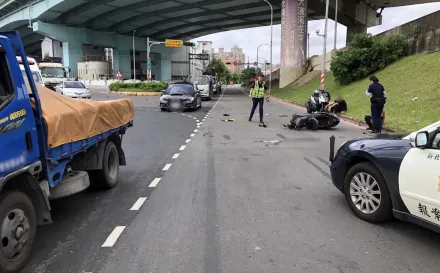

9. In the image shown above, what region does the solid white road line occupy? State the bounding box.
[130,197,147,211]
[179,145,186,151]
[185,139,191,143]
[102,226,126,247]
[172,153,180,159]
[190,133,195,137]
[149,178,162,187]
[194,129,198,133]
[163,164,172,171]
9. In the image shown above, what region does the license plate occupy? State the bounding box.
[170,102,180,109]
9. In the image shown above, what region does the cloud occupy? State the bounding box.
[195,3,440,65]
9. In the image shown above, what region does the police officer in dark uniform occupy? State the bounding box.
[366,75,386,133]
[248,74,269,125]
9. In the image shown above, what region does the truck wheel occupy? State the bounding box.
[0,191,36,273]
[93,141,120,190]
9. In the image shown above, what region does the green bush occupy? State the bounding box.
[331,33,408,85]
[109,81,168,92]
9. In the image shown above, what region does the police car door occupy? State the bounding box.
[399,130,440,225]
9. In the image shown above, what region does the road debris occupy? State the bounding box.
[222,119,235,122]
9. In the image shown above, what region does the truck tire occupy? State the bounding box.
[92,141,120,190]
[0,191,36,273]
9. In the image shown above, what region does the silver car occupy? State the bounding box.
[55,81,91,99]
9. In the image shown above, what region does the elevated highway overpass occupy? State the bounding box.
[0,0,437,83]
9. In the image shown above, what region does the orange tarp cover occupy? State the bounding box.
[28,83,134,148]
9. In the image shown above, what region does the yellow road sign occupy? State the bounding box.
[165,39,183,48]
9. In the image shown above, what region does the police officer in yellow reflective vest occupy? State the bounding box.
[248,74,269,125]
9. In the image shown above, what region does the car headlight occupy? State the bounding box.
[185,97,195,102]
[160,96,168,102]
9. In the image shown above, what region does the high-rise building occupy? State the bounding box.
[213,45,246,74]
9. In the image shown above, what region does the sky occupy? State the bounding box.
[195,3,440,65]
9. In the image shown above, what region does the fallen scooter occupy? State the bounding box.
[285,112,340,131]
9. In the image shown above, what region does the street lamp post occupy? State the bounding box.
[334,0,338,50]
[316,0,330,90]
[263,0,273,93]
[256,43,269,72]
[132,30,136,80]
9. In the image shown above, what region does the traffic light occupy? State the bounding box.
[183,42,196,47]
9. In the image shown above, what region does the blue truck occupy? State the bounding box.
[0,32,134,272]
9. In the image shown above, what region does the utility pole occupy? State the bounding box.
[132,30,136,80]
[334,0,338,50]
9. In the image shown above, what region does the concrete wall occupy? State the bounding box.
[376,10,440,54]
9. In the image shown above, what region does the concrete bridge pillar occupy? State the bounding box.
[112,49,131,80]
[62,41,82,74]
[346,23,367,44]
[154,53,172,81]
[280,0,308,88]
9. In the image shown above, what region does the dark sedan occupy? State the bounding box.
[329,121,440,234]
[160,82,202,111]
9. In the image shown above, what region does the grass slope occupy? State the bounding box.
[271,51,440,131]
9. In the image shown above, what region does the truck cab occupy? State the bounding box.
[16,56,44,87]
[38,59,70,90]
[188,75,212,100]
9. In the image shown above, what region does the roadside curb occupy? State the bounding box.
[110,91,162,96]
[270,95,397,133]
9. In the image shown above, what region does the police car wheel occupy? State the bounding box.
[343,162,393,223]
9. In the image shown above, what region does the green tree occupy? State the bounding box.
[240,67,262,82]
[204,58,229,80]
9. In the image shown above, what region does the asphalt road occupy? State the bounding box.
[21,89,218,273]
[22,86,440,273]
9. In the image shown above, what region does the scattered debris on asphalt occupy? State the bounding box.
[222,119,235,122]
[278,114,288,117]
[204,133,213,137]
[223,113,230,116]
[253,140,281,146]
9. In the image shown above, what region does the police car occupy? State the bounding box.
[329,120,440,233]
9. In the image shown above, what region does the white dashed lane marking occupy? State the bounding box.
[190,133,195,137]
[194,129,198,133]
[130,197,147,211]
[163,164,172,171]
[102,226,126,248]
[172,153,180,159]
[149,178,162,188]
[185,139,191,143]
[179,145,186,151]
